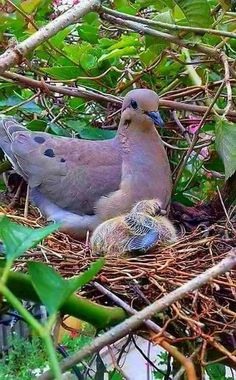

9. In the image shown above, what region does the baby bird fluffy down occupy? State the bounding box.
[91,199,177,256]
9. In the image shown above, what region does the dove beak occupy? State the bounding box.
[146,111,164,128]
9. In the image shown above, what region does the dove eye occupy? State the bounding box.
[130,99,138,109]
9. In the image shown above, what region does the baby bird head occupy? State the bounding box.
[120,89,164,131]
[130,199,164,217]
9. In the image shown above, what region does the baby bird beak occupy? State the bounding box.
[146,111,164,128]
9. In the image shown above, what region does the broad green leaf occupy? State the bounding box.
[28,258,104,315]
[27,120,47,131]
[80,53,98,71]
[0,216,60,262]
[66,120,116,140]
[41,66,81,80]
[109,371,123,380]
[0,96,42,114]
[215,120,236,180]
[174,0,213,27]
[21,0,41,14]
[78,13,99,44]
[206,363,226,380]
[107,35,139,51]
[66,258,104,294]
[98,46,137,63]
[79,26,98,44]
[49,27,73,49]
[68,98,85,110]
[28,262,69,315]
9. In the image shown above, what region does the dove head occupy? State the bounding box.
[121,89,164,130]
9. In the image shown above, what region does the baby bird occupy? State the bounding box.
[91,199,177,256]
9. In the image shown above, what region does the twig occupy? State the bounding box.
[101,13,219,58]
[131,336,167,377]
[24,184,30,219]
[220,52,233,115]
[101,6,236,40]
[172,81,226,192]
[173,348,201,380]
[0,0,101,74]
[216,186,236,234]
[151,335,197,380]
[2,71,236,119]
[93,281,174,340]
[39,251,236,380]
[107,345,131,380]
[171,111,191,145]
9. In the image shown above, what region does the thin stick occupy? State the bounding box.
[151,335,197,380]
[24,184,30,219]
[39,250,236,380]
[93,281,174,340]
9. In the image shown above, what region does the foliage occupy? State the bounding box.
[0,216,104,378]
[0,0,235,206]
[0,0,236,378]
[0,336,48,380]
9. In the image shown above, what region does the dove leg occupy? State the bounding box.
[30,189,100,239]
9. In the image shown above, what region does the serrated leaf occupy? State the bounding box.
[28,258,104,315]
[174,0,213,27]
[0,216,60,262]
[215,120,236,180]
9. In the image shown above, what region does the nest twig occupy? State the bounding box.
[1,204,236,367]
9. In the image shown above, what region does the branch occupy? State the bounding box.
[100,13,219,59]
[2,71,236,119]
[0,0,101,74]
[101,6,236,40]
[39,250,236,380]
[1,71,121,104]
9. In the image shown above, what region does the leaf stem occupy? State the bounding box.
[43,334,62,380]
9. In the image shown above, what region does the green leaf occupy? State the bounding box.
[26,120,47,131]
[206,363,226,380]
[215,119,236,180]
[0,216,60,263]
[0,96,42,114]
[66,258,104,296]
[66,120,116,140]
[21,0,41,14]
[49,27,73,49]
[80,53,98,71]
[98,46,137,63]
[174,0,213,27]
[107,35,139,51]
[28,258,104,315]
[41,66,82,80]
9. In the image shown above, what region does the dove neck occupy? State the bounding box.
[117,122,162,158]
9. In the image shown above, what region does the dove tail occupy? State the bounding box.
[0,116,26,173]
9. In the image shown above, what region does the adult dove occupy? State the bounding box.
[0,89,172,238]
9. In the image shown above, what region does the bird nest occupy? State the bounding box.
[1,204,236,366]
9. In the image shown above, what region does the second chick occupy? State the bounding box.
[91,199,177,256]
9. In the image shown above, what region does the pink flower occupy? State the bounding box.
[199,147,209,160]
[187,115,202,134]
